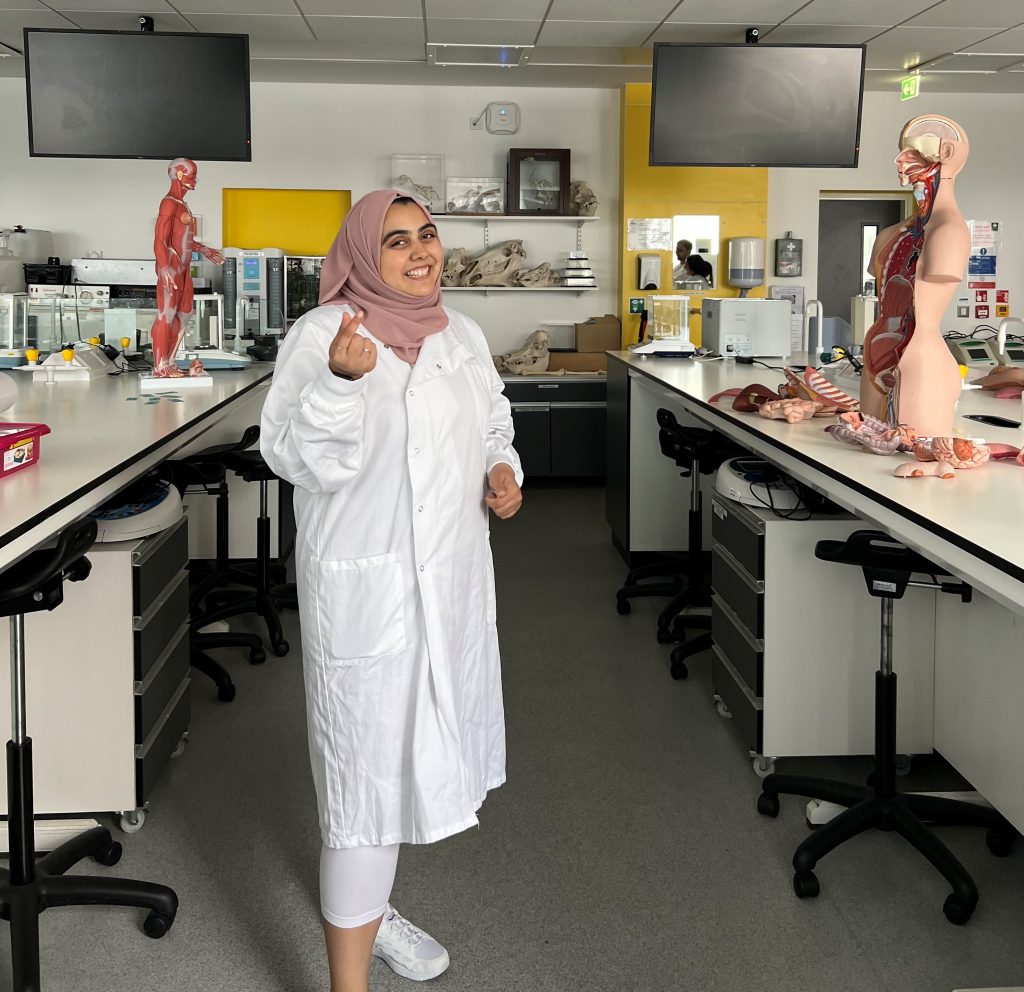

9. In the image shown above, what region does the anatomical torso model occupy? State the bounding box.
[861,116,970,436]
[151,158,223,377]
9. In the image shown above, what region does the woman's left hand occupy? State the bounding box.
[485,464,522,520]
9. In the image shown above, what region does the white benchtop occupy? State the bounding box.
[611,351,1024,617]
[0,367,274,573]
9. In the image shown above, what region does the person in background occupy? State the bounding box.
[260,190,523,992]
[683,254,714,288]
[671,239,693,285]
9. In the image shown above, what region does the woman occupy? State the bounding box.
[683,254,714,288]
[260,190,523,992]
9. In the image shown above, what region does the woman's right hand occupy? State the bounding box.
[328,310,377,379]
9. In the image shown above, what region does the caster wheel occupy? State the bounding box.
[752,756,776,779]
[656,628,673,644]
[119,809,146,834]
[942,894,973,926]
[793,871,820,899]
[272,639,290,657]
[616,599,631,616]
[670,661,688,681]
[715,699,732,719]
[757,792,780,818]
[895,754,913,777]
[986,828,1015,858]
[171,736,187,759]
[143,911,174,939]
[94,840,123,867]
[217,683,237,703]
[249,646,266,665]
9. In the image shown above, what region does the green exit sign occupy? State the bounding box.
[900,75,920,101]
[629,297,645,313]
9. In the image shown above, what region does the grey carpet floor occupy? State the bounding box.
[5,481,1024,991]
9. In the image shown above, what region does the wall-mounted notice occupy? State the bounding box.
[967,220,1000,248]
[627,218,672,251]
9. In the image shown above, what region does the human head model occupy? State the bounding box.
[895,115,969,188]
[168,157,198,190]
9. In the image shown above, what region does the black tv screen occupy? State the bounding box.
[24,29,251,161]
[650,43,865,168]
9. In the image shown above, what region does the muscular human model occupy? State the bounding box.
[861,117,970,436]
[151,158,223,377]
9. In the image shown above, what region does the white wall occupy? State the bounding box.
[768,90,1024,335]
[0,79,620,354]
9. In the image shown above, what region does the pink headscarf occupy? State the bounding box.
[318,189,448,364]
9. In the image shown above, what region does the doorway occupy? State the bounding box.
[817,194,910,324]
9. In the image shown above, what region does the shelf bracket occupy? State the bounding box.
[575,220,583,254]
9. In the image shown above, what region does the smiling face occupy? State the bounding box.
[379,200,443,297]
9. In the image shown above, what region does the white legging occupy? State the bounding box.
[320,843,400,929]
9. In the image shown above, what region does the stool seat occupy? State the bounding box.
[185,423,261,465]
[0,518,96,617]
[816,530,950,601]
[222,449,275,483]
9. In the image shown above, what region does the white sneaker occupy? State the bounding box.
[372,904,450,981]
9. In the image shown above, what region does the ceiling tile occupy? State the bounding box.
[175,0,296,14]
[247,38,423,59]
[52,0,172,10]
[865,25,993,68]
[307,15,423,44]
[538,20,659,46]
[1,9,80,38]
[185,12,313,40]
[757,23,883,44]
[53,10,193,31]
[917,52,1024,71]
[962,26,1024,53]
[548,0,678,20]
[906,0,1024,30]
[0,0,45,8]
[649,23,756,43]
[426,18,538,45]
[425,0,550,17]
[665,0,801,25]
[787,0,935,26]
[297,0,420,13]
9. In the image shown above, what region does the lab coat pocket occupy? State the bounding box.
[313,552,407,666]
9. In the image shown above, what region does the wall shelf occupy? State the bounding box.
[436,215,599,222]
[445,286,598,296]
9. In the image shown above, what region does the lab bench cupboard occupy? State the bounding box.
[504,376,607,477]
[709,496,937,765]
[0,516,191,823]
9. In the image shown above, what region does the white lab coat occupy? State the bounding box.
[260,305,522,848]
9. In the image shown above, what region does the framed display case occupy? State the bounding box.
[391,153,445,214]
[445,178,504,215]
[507,148,570,216]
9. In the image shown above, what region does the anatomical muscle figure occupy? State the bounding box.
[861,116,970,436]
[151,158,223,376]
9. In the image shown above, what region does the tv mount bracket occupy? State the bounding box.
[139,15,154,32]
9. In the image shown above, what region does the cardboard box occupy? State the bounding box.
[574,314,621,353]
[546,351,607,373]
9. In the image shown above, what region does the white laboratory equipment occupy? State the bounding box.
[850,294,877,346]
[221,248,285,340]
[727,237,765,294]
[702,298,790,358]
[0,294,29,368]
[175,294,251,370]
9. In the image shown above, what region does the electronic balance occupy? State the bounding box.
[945,337,1002,369]
[714,457,803,511]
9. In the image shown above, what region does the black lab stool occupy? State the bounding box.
[0,518,177,990]
[756,530,1016,924]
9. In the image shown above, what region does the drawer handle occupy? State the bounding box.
[511,403,551,412]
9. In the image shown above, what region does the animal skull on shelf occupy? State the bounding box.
[516,262,562,287]
[392,173,441,205]
[442,248,469,287]
[492,329,552,375]
[460,240,527,287]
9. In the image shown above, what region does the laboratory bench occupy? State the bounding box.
[501,373,607,478]
[607,351,1024,829]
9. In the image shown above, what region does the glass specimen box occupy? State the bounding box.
[645,295,690,341]
[507,148,570,215]
[391,153,445,214]
[445,178,504,215]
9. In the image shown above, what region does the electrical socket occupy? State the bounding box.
[470,114,483,131]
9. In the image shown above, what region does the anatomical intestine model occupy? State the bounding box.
[861,115,970,437]
[150,158,224,377]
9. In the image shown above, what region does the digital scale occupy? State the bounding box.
[946,337,1002,369]
[714,457,803,511]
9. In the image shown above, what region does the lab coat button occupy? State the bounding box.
[418,505,423,512]
[408,390,414,396]
[419,565,425,572]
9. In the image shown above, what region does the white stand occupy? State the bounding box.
[139,372,214,391]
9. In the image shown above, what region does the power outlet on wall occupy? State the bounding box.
[470,114,483,131]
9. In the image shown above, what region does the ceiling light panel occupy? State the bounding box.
[427,43,531,67]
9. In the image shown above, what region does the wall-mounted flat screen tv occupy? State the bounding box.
[650,43,866,168]
[24,28,251,161]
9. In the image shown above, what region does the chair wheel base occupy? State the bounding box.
[616,599,631,615]
[986,827,1015,858]
[942,893,974,926]
[757,792,780,818]
[94,840,123,867]
[249,647,266,665]
[217,683,237,703]
[793,871,820,899]
[272,639,289,657]
[143,910,175,939]
[670,661,688,680]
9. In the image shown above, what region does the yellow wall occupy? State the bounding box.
[619,84,768,347]
[222,188,351,256]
